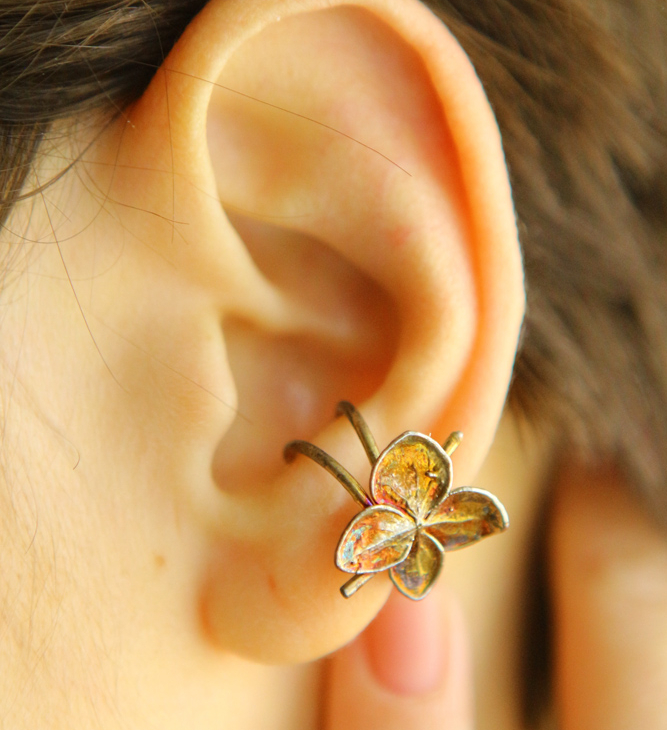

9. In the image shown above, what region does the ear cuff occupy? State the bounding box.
[284,401,509,601]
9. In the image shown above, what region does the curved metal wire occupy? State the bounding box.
[283,439,372,508]
[336,400,379,464]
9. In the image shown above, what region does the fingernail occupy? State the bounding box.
[363,591,445,695]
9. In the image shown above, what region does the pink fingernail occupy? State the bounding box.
[364,592,444,695]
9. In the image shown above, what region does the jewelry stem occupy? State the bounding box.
[442,431,463,456]
[340,573,374,598]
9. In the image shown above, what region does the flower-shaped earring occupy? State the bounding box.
[284,402,508,601]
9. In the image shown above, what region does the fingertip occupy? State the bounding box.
[325,588,473,730]
[364,591,445,696]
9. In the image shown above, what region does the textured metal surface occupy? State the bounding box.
[372,433,452,521]
[425,487,509,551]
[336,505,414,574]
[390,530,445,600]
[285,402,510,601]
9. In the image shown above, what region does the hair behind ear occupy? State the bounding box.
[427,0,667,515]
[0,0,211,226]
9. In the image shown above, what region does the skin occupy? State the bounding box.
[0,0,665,727]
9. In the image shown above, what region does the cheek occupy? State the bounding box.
[0,163,240,666]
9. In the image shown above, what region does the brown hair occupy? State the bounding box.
[431,0,667,510]
[0,0,208,218]
[1,0,666,722]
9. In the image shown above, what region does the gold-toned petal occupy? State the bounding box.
[425,487,509,551]
[389,530,444,600]
[336,505,416,574]
[371,433,452,521]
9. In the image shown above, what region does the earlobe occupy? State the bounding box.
[85,0,523,663]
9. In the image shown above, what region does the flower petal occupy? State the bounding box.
[389,530,444,600]
[371,432,452,521]
[425,487,509,551]
[336,505,416,574]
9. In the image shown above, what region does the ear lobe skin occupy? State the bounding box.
[87,0,523,663]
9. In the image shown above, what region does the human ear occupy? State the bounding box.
[83,0,523,663]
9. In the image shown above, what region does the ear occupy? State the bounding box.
[85,0,523,663]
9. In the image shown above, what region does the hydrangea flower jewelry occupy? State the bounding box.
[284,402,509,601]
